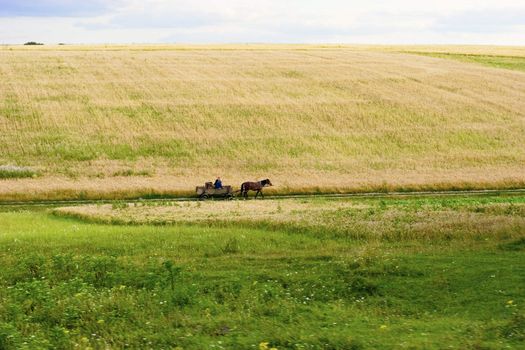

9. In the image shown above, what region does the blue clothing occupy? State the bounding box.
[214,179,223,189]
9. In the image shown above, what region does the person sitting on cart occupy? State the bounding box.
[214,177,223,189]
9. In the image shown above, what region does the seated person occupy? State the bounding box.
[214,177,223,189]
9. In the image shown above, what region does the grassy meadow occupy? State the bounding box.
[1,44,524,348]
[0,194,523,349]
[402,51,525,73]
[0,45,524,200]
[381,45,525,73]
[55,195,525,241]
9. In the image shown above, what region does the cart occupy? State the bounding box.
[196,182,235,200]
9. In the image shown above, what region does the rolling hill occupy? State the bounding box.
[0,45,524,200]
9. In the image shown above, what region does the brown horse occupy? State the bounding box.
[240,179,273,199]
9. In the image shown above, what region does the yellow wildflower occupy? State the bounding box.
[259,342,269,350]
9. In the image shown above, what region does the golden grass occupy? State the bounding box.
[1,45,524,200]
[4,44,525,56]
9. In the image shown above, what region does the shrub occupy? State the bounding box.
[163,260,182,291]
[222,237,241,254]
[23,41,44,45]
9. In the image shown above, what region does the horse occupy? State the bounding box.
[239,179,273,199]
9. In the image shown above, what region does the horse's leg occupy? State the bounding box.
[260,190,264,199]
[255,190,260,199]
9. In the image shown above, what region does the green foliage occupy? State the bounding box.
[499,237,525,251]
[0,166,37,179]
[498,311,525,341]
[111,201,128,210]
[163,260,182,291]
[0,202,523,349]
[407,51,525,72]
[112,169,153,177]
[222,237,241,254]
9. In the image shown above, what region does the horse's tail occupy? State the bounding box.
[238,183,245,194]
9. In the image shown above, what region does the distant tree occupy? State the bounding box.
[24,41,44,45]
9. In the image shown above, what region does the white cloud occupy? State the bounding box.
[0,0,524,44]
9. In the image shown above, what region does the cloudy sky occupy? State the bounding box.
[0,0,524,44]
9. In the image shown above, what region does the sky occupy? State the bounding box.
[0,0,524,45]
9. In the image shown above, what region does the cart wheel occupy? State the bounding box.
[226,194,234,200]
[199,194,209,200]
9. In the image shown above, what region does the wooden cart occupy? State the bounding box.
[196,182,235,200]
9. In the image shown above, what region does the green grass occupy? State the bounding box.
[0,166,37,179]
[111,169,154,177]
[0,196,524,349]
[405,51,525,72]
[54,194,525,242]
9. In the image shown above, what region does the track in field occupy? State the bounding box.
[1,188,525,209]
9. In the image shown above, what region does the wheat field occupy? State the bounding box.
[1,45,524,200]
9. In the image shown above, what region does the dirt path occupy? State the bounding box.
[1,188,525,209]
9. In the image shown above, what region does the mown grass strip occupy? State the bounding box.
[53,195,525,243]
